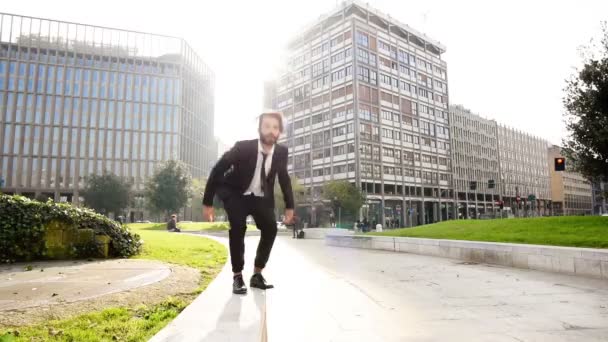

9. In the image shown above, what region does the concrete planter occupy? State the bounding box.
[326,234,608,279]
[44,220,111,259]
[300,228,354,240]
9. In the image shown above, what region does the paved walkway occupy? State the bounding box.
[152,235,608,342]
[0,259,170,311]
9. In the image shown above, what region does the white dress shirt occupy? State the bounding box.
[244,140,275,197]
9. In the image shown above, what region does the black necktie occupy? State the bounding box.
[261,152,268,195]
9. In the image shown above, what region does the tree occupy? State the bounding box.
[322,180,364,217]
[189,178,206,221]
[563,22,608,194]
[190,178,225,221]
[144,160,192,217]
[274,176,306,214]
[81,171,132,217]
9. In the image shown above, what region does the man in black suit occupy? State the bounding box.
[203,112,294,294]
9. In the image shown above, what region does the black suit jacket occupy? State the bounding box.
[203,139,294,210]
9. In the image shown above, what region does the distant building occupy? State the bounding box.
[450,104,554,218]
[548,145,593,215]
[497,124,552,216]
[449,105,500,219]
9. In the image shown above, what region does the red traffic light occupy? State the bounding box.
[554,157,566,171]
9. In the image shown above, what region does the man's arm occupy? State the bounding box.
[203,142,240,207]
[278,149,294,210]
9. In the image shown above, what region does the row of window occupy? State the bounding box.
[293,161,451,183]
[311,65,353,89]
[452,127,497,147]
[0,79,177,103]
[288,103,355,131]
[451,113,496,136]
[374,55,446,93]
[290,121,450,150]
[360,122,451,150]
[453,154,498,170]
[0,67,179,104]
[2,124,178,160]
[293,31,353,67]
[311,164,356,177]
[2,95,179,131]
[0,48,181,76]
[453,142,497,159]
[0,62,178,83]
[0,156,173,188]
[360,144,449,164]
[378,72,446,102]
[330,47,352,64]
[356,31,446,80]
[286,88,447,124]
[361,163,451,182]
[293,49,444,98]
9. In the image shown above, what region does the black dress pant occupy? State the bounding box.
[224,193,278,273]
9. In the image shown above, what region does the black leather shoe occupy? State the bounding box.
[250,273,274,290]
[233,275,247,294]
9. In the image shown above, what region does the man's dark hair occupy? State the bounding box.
[258,112,284,133]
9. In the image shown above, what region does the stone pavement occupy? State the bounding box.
[153,234,608,342]
[0,259,171,311]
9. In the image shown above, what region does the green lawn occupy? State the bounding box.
[370,216,608,248]
[178,221,258,231]
[0,223,227,342]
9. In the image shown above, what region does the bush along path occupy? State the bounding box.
[0,194,141,262]
[0,223,227,342]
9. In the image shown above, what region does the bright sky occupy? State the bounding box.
[4,0,608,147]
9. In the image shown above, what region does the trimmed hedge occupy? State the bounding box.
[0,194,142,263]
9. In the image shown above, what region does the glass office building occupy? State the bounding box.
[0,13,215,219]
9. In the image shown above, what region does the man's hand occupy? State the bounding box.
[203,206,215,222]
[284,209,294,225]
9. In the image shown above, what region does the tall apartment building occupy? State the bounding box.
[548,145,593,215]
[0,13,215,220]
[449,105,500,219]
[271,1,453,227]
[497,124,551,216]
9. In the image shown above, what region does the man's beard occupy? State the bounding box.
[260,133,277,145]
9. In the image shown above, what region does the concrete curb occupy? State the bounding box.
[181,229,293,237]
[325,234,608,279]
[299,228,354,240]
